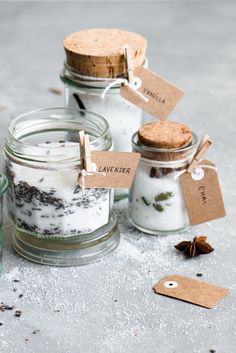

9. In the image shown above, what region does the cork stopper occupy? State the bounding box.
[138,121,192,149]
[63,28,147,78]
[136,121,193,161]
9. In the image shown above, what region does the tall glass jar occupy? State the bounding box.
[61,28,148,200]
[0,174,8,272]
[129,132,198,234]
[4,108,120,266]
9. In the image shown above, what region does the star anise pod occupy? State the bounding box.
[175,236,214,258]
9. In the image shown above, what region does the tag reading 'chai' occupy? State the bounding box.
[80,151,140,188]
[154,275,229,309]
[120,66,184,120]
[180,160,226,226]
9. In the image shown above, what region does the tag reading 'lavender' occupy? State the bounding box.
[154,275,229,309]
[79,151,140,188]
[180,160,226,225]
[120,66,184,120]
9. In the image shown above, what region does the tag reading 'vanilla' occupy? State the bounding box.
[154,275,229,309]
[180,160,226,225]
[79,151,140,188]
[120,66,184,120]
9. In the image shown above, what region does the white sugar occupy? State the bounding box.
[129,162,189,233]
[6,142,111,237]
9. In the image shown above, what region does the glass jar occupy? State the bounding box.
[61,29,148,200]
[4,108,120,266]
[60,64,148,200]
[129,132,198,234]
[0,174,8,272]
[61,28,147,154]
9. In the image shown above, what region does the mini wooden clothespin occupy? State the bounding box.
[78,131,92,172]
[124,45,134,85]
[187,134,213,173]
[79,130,85,170]
[83,134,92,171]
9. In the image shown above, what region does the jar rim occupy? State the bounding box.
[132,131,198,154]
[132,130,198,162]
[0,174,8,196]
[5,107,112,162]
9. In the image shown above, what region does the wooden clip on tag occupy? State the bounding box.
[78,131,93,172]
[124,45,134,85]
[121,45,148,104]
[78,131,95,189]
[79,130,85,170]
[187,135,212,172]
[83,135,92,171]
[180,135,226,225]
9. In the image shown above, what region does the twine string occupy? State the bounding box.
[78,167,106,191]
[174,162,217,180]
[101,77,149,102]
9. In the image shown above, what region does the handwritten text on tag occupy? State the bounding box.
[180,160,226,225]
[120,66,184,120]
[78,151,140,189]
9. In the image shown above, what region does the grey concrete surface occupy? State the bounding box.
[0,1,236,353]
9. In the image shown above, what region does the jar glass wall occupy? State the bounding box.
[129,132,198,234]
[0,174,8,272]
[4,108,120,266]
[61,69,144,153]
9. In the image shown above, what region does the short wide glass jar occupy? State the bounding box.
[4,108,120,266]
[129,132,198,234]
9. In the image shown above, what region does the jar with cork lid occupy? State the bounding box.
[129,121,198,234]
[60,28,148,199]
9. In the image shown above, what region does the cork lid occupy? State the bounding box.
[135,121,194,162]
[63,28,147,78]
[138,121,192,149]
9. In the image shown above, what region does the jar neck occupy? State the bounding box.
[139,156,190,169]
[60,58,148,89]
[5,108,112,167]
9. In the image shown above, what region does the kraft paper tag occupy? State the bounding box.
[154,275,229,309]
[180,160,226,225]
[120,66,184,120]
[79,151,140,188]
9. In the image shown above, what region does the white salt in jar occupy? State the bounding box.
[60,29,148,200]
[129,122,198,234]
[4,108,119,265]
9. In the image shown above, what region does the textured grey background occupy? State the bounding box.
[0,1,236,353]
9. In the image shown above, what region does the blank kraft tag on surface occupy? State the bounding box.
[180,160,226,225]
[80,151,140,188]
[120,66,184,120]
[153,275,229,309]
